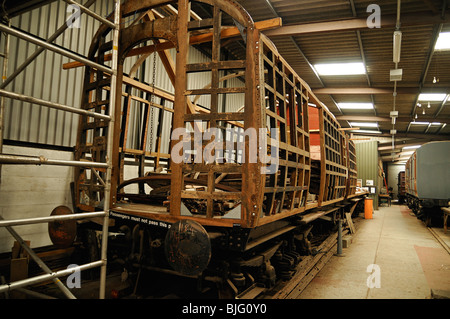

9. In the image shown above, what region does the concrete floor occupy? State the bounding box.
[298,204,450,299]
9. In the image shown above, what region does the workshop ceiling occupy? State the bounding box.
[1,0,449,160]
[239,0,450,142]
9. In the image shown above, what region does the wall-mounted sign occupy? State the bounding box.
[357,179,362,187]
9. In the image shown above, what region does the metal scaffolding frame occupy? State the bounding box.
[0,0,121,299]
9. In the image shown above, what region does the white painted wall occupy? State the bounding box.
[0,145,164,253]
[0,145,74,253]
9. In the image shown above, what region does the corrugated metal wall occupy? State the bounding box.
[1,0,108,147]
[355,140,380,209]
[0,0,244,149]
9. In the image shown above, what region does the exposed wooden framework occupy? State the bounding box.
[72,0,363,231]
[308,100,347,207]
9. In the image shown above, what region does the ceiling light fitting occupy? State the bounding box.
[393,30,402,63]
[418,93,447,101]
[337,102,374,110]
[314,62,366,76]
[435,32,450,50]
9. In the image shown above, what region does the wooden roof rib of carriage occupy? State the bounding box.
[72,0,362,229]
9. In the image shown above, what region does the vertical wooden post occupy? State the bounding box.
[242,26,263,227]
[170,0,190,217]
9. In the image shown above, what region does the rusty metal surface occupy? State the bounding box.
[48,206,77,248]
[164,219,211,276]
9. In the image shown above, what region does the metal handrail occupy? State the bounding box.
[0,211,106,228]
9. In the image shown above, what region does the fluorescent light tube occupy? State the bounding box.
[393,31,402,63]
[314,62,365,76]
[338,103,374,110]
[350,122,378,128]
[418,93,447,101]
[350,129,382,134]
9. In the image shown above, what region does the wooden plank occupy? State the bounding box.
[345,212,356,234]
[185,87,246,95]
[186,60,246,72]
[10,240,30,299]
[121,76,174,102]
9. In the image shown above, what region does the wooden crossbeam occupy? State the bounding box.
[62,18,282,70]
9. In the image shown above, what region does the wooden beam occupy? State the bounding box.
[378,137,429,148]
[336,115,450,123]
[313,87,419,95]
[336,115,392,122]
[263,12,449,37]
[62,18,282,70]
[121,76,174,102]
[421,0,440,14]
[351,131,450,140]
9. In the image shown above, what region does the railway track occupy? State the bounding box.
[427,227,450,255]
[266,229,348,299]
[231,220,356,300]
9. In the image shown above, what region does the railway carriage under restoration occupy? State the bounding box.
[405,141,450,226]
[65,0,367,296]
[346,138,358,198]
[397,171,406,204]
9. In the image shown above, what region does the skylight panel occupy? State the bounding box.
[314,62,366,76]
[435,32,450,50]
[338,103,374,110]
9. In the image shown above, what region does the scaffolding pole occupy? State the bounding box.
[0,89,111,120]
[0,154,109,168]
[99,0,121,300]
[0,22,112,74]
[63,0,116,29]
[0,0,122,299]
[0,260,104,295]
[0,211,106,227]
[0,20,10,183]
[0,0,98,90]
[0,215,76,299]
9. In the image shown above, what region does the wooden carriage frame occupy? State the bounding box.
[73,0,358,231]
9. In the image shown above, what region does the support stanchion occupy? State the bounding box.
[335,218,345,257]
